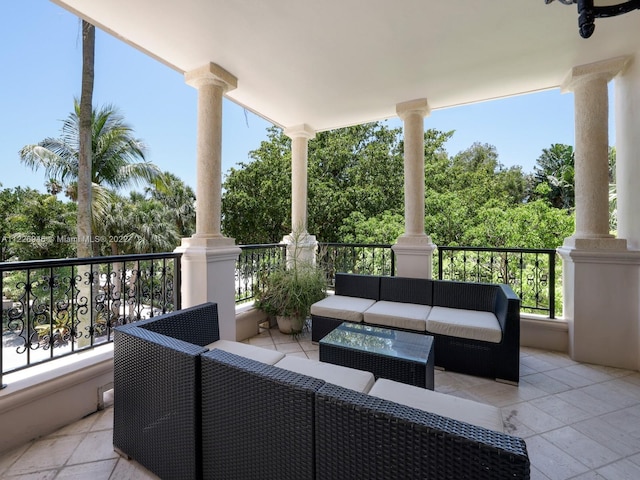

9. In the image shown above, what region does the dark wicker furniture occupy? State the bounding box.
[311,274,521,383]
[113,302,219,480]
[315,383,531,480]
[201,349,325,479]
[113,302,529,479]
[319,322,435,389]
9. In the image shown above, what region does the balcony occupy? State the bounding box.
[0,245,627,479]
[1,325,640,479]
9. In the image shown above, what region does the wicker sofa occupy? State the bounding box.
[311,274,521,384]
[113,302,530,479]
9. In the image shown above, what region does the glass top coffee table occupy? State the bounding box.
[319,322,434,389]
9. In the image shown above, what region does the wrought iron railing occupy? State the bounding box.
[1,253,181,388]
[436,246,558,318]
[317,242,395,287]
[235,244,287,304]
[236,243,559,318]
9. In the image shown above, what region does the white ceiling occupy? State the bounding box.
[52,0,640,132]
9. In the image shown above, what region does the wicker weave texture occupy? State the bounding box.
[380,276,433,305]
[132,301,220,346]
[320,332,435,389]
[201,349,325,480]
[113,326,207,480]
[310,314,344,342]
[335,273,381,299]
[315,383,530,480]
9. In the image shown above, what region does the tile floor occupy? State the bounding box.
[2,325,640,479]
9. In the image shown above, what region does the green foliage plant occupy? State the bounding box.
[255,237,327,334]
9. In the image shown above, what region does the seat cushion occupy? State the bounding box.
[310,295,376,323]
[426,306,502,343]
[369,378,504,432]
[363,300,431,332]
[274,355,375,393]
[205,339,285,365]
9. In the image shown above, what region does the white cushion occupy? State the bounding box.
[426,306,502,343]
[369,378,504,432]
[310,295,376,323]
[205,339,285,365]
[274,355,375,393]
[363,300,431,332]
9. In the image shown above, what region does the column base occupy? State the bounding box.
[563,235,628,250]
[557,245,640,371]
[175,236,241,340]
[283,232,317,267]
[392,235,437,279]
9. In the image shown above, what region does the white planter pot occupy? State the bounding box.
[276,315,305,334]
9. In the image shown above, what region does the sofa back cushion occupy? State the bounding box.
[379,276,433,305]
[432,281,498,312]
[335,273,380,300]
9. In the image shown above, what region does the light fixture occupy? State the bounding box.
[545,0,640,38]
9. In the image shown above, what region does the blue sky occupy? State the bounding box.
[1,1,614,194]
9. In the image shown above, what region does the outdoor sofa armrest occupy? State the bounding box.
[113,325,208,480]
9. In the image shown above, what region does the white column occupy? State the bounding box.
[557,56,640,371]
[561,57,628,249]
[283,124,317,267]
[176,63,241,340]
[185,63,236,237]
[285,125,315,234]
[392,99,436,279]
[616,54,640,249]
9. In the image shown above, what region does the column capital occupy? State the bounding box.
[185,62,238,92]
[396,98,430,120]
[284,124,316,140]
[561,56,631,93]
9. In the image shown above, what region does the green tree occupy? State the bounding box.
[100,192,180,254]
[530,144,575,209]
[223,122,407,244]
[338,211,404,244]
[465,200,574,249]
[146,172,196,237]
[222,126,292,243]
[2,188,77,260]
[308,123,404,242]
[19,102,164,255]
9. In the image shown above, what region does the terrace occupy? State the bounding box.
[2,0,640,478]
[2,328,640,479]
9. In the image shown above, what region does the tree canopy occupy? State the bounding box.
[222,122,574,249]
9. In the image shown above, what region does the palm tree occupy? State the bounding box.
[532,144,575,209]
[146,172,196,237]
[78,19,95,258]
[19,101,164,245]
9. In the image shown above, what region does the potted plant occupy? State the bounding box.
[255,260,327,335]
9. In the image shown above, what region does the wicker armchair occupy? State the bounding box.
[113,302,219,480]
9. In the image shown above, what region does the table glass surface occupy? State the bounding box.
[320,323,433,364]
